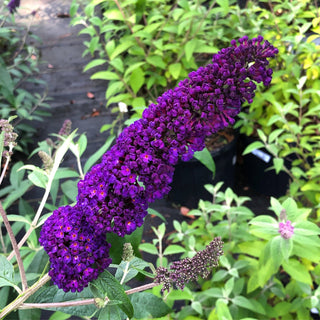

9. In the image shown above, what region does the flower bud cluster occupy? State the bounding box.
[155,238,224,292]
[0,119,18,159]
[40,37,278,292]
[279,220,294,239]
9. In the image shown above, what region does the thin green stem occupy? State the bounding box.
[0,202,28,291]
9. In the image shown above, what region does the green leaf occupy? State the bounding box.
[115,257,150,283]
[106,81,124,100]
[216,299,232,320]
[61,180,78,202]
[84,135,115,173]
[98,305,125,320]
[194,147,216,177]
[139,243,158,255]
[282,259,312,285]
[0,214,31,225]
[147,207,166,222]
[129,67,145,94]
[232,296,265,314]
[28,170,48,189]
[83,59,107,72]
[146,55,166,69]
[130,292,171,318]
[294,221,320,236]
[163,245,186,255]
[273,158,284,174]
[48,311,71,320]
[90,270,134,318]
[185,39,198,62]
[91,71,120,81]
[168,63,182,79]
[110,41,135,60]
[242,141,265,155]
[0,255,19,290]
[2,180,33,210]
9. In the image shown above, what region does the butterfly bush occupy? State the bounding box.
[39,36,278,292]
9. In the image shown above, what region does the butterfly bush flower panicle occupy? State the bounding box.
[155,237,224,292]
[40,37,278,292]
[39,205,112,292]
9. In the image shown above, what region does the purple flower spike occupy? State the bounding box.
[39,205,112,292]
[7,0,20,14]
[279,220,294,239]
[40,37,278,292]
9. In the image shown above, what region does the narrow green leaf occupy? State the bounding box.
[139,243,158,255]
[110,41,135,60]
[168,63,181,79]
[242,141,265,155]
[185,39,198,62]
[194,147,216,177]
[163,245,186,255]
[91,71,120,80]
[129,67,145,94]
[83,59,107,72]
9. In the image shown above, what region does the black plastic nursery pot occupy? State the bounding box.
[168,131,238,209]
[241,135,290,198]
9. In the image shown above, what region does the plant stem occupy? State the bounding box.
[0,202,28,292]
[17,282,158,311]
[0,222,7,253]
[0,155,10,186]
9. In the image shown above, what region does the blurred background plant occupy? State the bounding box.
[140,183,320,320]
[69,0,244,134]
[0,1,51,153]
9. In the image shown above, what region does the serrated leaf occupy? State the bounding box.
[90,270,133,318]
